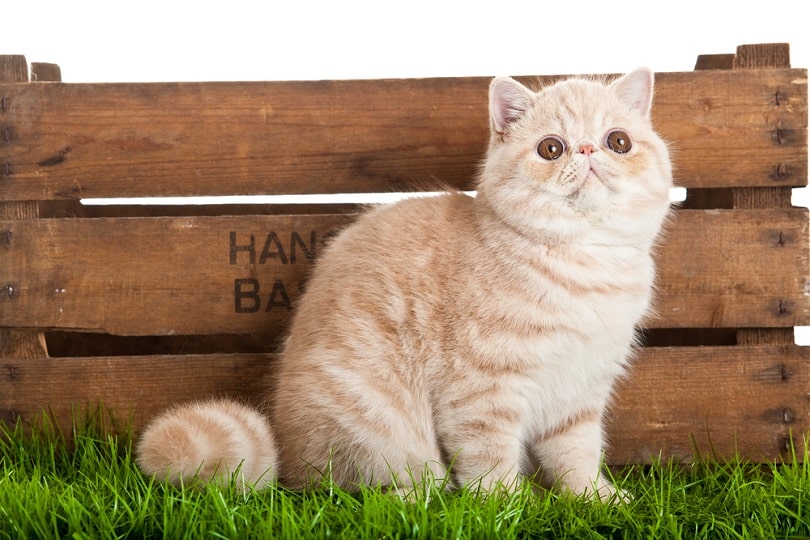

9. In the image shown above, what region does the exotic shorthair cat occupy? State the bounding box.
[137,68,672,500]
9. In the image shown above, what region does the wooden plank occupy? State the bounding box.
[654,208,810,328]
[734,43,791,69]
[2,345,806,463]
[30,62,62,83]
[0,213,354,336]
[694,54,735,71]
[728,44,798,347]
[653,69,806,191]
[0,55,28,83]
[0,353,272,435]
[0,69,805,201]
[1,208,807,335]
[608,345,809,463]
[0,55,49,359]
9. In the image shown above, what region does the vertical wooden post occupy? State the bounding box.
[31,63,62,82]
[730,44,793,211]
[0,55,49,358]
[691,44,798,346]
[732,44,796,346]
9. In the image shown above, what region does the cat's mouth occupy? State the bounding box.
[586,165,618,192]
[557,159,616,205]
[566,167,617,206]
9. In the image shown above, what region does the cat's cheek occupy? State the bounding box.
[622,139,669,183]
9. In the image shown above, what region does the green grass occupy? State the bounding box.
[1,414,808,539]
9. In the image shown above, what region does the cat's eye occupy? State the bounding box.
[605,130,632,154]
[537,136,566,161]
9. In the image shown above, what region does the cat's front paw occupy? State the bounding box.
[591,480,632,504]
[558,475,631,504]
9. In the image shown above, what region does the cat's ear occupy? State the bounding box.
[489,77,534,136]
[611,67,654,117]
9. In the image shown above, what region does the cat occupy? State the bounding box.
[136,67,672,500]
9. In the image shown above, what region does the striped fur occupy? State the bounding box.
[136,399,277,489]
[137,69,672,500]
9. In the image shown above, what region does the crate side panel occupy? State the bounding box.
[2,346,806,463]
[0,69,805,201]
[1,208,807,335]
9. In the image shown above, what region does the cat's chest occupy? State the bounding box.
[456,244,653,360]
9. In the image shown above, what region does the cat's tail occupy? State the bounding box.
[135,398,277,490]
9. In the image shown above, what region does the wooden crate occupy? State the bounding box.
[1,43,807,464]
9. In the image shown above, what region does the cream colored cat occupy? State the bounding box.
[137,68,672,500]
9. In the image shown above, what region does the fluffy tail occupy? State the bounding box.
[135,398,277,489]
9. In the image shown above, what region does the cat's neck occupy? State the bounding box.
[472,188,649,253]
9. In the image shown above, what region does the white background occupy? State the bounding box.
[3,0,809,343]
[3,1,809,84]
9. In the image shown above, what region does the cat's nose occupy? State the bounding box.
[578,143,597,156]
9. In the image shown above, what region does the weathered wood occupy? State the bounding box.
[2,345,806,463]
[0,214,354,335]
[0,353,273,434]
[694,53,735,71]
[30,62,62,83]
[1,208,807,335]
[729,44,793,213]
[0,56,34,223]
[730,43,799,348]
[690,44,798,212]
[0,55,28,83]
[0,69,805,202]
[734,43,791,69]
[608,345,809,463]
[688,44,802,345]
[654,208,809,328]
[0,55,48,359]
[0,329,49,359]
[736,328,795,346]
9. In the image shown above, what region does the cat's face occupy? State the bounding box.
[480,69,672,242]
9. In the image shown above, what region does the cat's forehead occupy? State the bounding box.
[529,78,629,132]
[542,77,610,101]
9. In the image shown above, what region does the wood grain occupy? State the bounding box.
[607,345,809,463]
[654,208,810,328]
[0,208,807,335]
[0,55,28,84]
[0,353,272,433]
[2,345,806,463]
[0,69,805,201]
[0,55,49,359]
[0,213,354,336]
[729,43,798,348]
